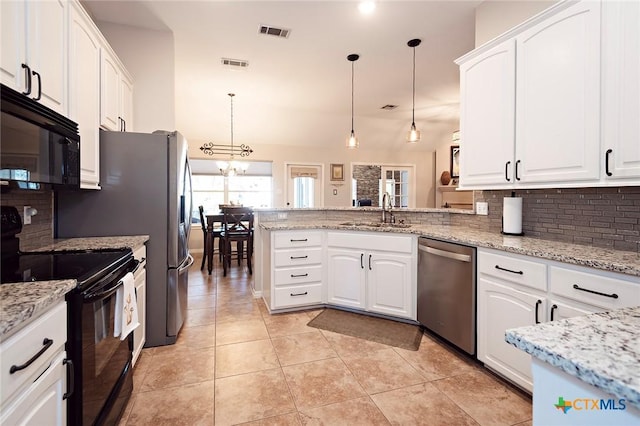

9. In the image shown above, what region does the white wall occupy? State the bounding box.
[95,22,176,132]
[188,141,436,209]
[475,0,556,47]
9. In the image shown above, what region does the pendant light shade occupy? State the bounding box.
[346,54,360,149]
[407,38,421,143]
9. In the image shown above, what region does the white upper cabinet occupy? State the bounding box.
[101,48,134,132]
[1,0,67,115]
[601,0,640,181]
[459,40,515,188]
[69,1,101,189]
[514,1,600,185]
[458,0,637,189]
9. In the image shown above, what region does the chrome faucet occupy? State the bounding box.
[381,192,393,223]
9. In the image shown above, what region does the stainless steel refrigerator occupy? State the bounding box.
[56,130,193,347]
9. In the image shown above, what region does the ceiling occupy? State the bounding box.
[81,1,480,151]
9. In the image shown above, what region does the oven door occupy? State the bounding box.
[68,265,135,426]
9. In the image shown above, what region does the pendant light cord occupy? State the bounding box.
[229,93,234,159]
[351,60,355,132]
[411,46,416,125]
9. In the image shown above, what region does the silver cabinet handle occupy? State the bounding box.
[421,246,471,262]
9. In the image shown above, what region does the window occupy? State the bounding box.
[192,174,272,222]
[293,177,314,208]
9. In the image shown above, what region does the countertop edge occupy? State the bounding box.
[505,308,640,409]
[259,223,640,277]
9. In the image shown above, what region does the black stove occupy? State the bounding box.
[1,206,132,289]
[1,249,133,290]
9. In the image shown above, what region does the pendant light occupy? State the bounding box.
[346,54,360,149]
[407,38,421,143]
[217,93,249,176]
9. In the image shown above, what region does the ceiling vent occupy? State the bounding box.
[259,25,290,39]
[221,58,249,69]
[381,104,398,110]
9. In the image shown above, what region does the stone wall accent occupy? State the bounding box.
[353,165,381,207]
[452,187,640,252]
[1,189,54,251]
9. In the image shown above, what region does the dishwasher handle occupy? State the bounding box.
[419,245,471,263]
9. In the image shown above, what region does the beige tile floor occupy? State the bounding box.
[119,255,533,425]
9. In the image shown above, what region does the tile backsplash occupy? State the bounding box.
[453,187,640,252]
[1,189,54,251]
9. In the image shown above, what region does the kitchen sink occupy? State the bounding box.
[339,221,411,229]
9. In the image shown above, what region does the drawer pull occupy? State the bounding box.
[290,291,308,297]
[291,273,309,278]
[495,265,523,275]
[535,300,542,324]
[573,284,619,299]
[10,338,53,374]
[290,238,308,242]
[290,255,308,259]
[550,304,558,321]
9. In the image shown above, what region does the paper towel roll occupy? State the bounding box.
[503,197,523,235]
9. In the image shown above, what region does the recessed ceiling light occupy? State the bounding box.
[358,1,376,15]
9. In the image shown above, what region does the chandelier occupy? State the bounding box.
[199,93,252,176]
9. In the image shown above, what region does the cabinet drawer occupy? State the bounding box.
[274,284,322,308]
[478,249,546,291]
[274,248,322,267]
[274,231,322,249]
[274,265,322,286]
[327,231,413,253]
[0,302,66,405]
[549,266,640,310]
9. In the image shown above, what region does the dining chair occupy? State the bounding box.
[198,206,209,271]
[221,207,254,277]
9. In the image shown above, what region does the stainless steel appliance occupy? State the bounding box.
[56,130,194,347]
[0,84,80,189]
[1,206,137,425]
[417,237,476,355]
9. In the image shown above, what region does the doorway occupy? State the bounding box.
[285,163,324,208]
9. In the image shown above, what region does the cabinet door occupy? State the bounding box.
[367,252,414,319]
[327,248,366,309]
[478,278,545,392]
[515,1,601,184]
[120,75,133,131]
[26,0,67,115]
[69,3,101,189]
[0,1,26,91]
[459,40,516,188]
[133,268,146,366]
[100,49,120,131]
[1,351,67,426]
[602,0,640,181]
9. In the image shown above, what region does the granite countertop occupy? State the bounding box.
[33,235,149,252]
[505,306,640,409]
[260,221,640,277]
[254,206,475,215]
[0,280,76,340]
[0,235,149,340]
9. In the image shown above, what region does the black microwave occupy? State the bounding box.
[1,84,80,189]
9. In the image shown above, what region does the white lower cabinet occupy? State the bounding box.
[266,230,325,311]
[132,245,147,366]
[327,231,416,320]
[0,301,69,425]
[478,278,545,392]
[1,352,67,425]
[478,248,640,392]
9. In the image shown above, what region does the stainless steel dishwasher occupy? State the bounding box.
[417,237,476,355]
